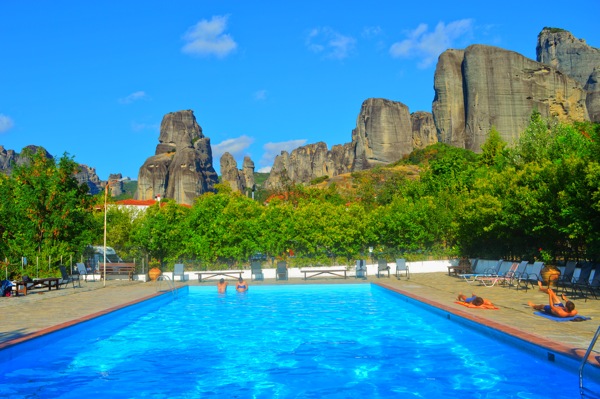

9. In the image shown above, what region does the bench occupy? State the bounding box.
[195,270,244,282]
[301,268,348,280]
[13,277,60,296]
[447,264,472,276]
[98,263,136,280]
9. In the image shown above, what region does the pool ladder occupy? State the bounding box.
[155,275,178,298]
[580,324,600,399]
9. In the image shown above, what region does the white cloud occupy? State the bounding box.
[306,27,356,60]
[254,89,267,101]
[257,166,272,173]
[362,26,382,39]
[118,91,148,104]
[0,114,14,133]
[389,19,473,68]
[212,135,254,161]
[182,15,237,58]
[259,139,307,169]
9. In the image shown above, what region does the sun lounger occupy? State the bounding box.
[276,261,288,280]
[395,258,409,279]
[460,259,502,284]
[76,262,95,282]
[173,263,187,281]
[251,261,264,281]
[377,259,390,278]
[476,261,517,287]
[59,265,80,288]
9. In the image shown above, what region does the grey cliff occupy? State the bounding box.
[136,110,218,205]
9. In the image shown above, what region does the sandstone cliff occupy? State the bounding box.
[136,110,218,205]
[433,44,589,151]
[537,27,600,122]
[220,153,255,194]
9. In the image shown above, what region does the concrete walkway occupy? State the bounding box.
[1,272,599,368]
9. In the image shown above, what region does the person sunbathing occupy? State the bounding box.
[457,293,494,307]
[528,281,577,318]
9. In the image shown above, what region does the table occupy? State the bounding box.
[13,277,60,296]
[195,270,244,282]
[301,268,348,280]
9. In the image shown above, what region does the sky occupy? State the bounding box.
[1,0,599,180]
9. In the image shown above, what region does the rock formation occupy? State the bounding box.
[75,164,103,195]
[220,153,255,194]
[433,44,589,152]
[136,110,218,205]
[537,28,600,122]
[264,98,433,190]
[0,145,19,174]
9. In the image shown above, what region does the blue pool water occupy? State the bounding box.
[1,284,599,398]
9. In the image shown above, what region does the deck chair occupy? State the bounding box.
[173,263,187,281]
[523,261,545,289]
[276,261,288,281]
[556,260,578,294]
[395,258,409,279]
[509,261,531,291]
[460,259,502,284]
[355,259,367,279]
[76,262,95,282]
[571,261,595,298]
[59,265,80,288]
[585,264,600,300]
[251,261,264,281]
[377,259,390,278]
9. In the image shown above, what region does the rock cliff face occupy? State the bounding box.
[136,110,218,205]
[75,164,103,195]
[351,98,414,170]
[433,44,589,151]
[264,98,433,190]
[537,28,600,122]
[220,153,255,194]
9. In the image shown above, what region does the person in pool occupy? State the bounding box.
[528,281,577,318]
[217,278,228,293]
[457,293,494,307]
[236,277,248,293]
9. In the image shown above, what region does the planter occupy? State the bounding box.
[149,267,162,282]
[541,265,561,288]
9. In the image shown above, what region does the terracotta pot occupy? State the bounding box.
[149,267,162,281]
[541,265,561,288]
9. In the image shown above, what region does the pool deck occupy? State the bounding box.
[1,273,599,368]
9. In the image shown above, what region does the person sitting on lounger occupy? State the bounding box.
[528,281,577,318]
[236,277,248,293]
[217,278,228,293]
[457,293,494,307]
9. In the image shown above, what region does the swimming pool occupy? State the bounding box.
[1,284,599,398]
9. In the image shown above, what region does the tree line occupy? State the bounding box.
[1,112,599,278]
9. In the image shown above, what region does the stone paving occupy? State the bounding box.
[1,272,599,366]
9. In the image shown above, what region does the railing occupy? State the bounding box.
[580,324,600,398]
[155,275,178,298]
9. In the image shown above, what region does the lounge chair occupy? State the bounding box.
[59,265,80,288]
[556,260,578,294]
[395,258,409,279]
[571,261,596,298]
[460,259,502,284]
[377,259,390,278]
[355,260,367,279]
[276,261,288,281]
[173,263,187,281]
[251,261,264,281]
[476,261,517,287]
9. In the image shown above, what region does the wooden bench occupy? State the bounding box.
[301,268,348,280]
[98,263,136,280]
[13,277,60,296]
[195,270,244,282]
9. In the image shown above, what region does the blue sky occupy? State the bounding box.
[1,0,598,179]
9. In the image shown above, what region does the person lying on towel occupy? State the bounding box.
[528,281,577,318]
[457,293,495,308]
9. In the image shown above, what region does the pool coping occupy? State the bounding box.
[376,282,600,370]
[0,290,170,351]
